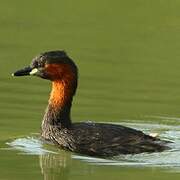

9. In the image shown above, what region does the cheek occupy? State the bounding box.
[39,70,51,80]
[45,64,63,80]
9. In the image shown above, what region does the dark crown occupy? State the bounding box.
[31,50,77,70]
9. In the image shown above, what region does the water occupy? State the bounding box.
[1,0,180,179]
[5,121,180,168]
[1,121,180,180]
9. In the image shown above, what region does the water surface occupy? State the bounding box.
[1,0,180,179]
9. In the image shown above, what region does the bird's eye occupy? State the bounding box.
[38,56,46,68]
[31,59,45,69]
[38,61,44,68]
[31,60,38,68]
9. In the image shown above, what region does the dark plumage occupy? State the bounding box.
[13,50,170,157]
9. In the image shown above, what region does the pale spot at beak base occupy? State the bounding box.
[30,68,38,75]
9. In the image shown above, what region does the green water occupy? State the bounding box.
[1,0,180,179]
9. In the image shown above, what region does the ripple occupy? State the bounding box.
[6,137,56,155]
[5,121,180,169]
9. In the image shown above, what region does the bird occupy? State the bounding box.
[12,50,170,157]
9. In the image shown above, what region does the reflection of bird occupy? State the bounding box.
[13,50,169,157]
[39,153,69,180]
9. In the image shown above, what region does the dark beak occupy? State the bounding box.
[12,66,33,76]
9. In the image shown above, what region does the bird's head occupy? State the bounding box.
[13,50,78,82]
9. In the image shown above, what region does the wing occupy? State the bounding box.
[71,122,168,157]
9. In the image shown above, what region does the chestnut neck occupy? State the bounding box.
[42,76,77,129]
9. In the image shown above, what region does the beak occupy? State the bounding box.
[12,66,39,76]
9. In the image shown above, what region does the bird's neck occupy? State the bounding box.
[42,78,76,130]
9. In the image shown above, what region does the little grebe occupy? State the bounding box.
[13,50,169,157]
